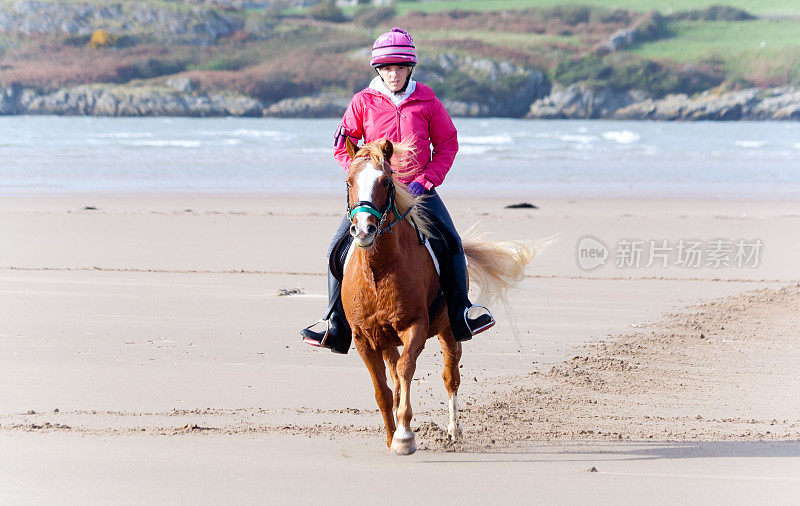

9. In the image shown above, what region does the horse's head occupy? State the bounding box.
[345,138,395,248]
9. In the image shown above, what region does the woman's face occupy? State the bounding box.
[377,65,412,92]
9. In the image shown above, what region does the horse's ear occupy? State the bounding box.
[345,137,358,160]
[379,139,393,162]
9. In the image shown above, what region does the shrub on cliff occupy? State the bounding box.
[669,5,755,22]
[552,54,721,97]
[89,29,117,49]
[308,2,346,23]
[632,10,667,42]
[398,6,633,35]
[188,57,250,71]
[115,58,186,82]
[355,6,396,30]
[540,5,592,25]
[538,5,630,25]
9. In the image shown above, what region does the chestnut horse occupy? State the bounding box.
[342,138,535,455]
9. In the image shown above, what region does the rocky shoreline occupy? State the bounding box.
[527,84,800,121]
[0,80,354,118]
[2,80,799,120]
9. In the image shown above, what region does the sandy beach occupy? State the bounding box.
[1,193,799,504]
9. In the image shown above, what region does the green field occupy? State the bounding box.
[633,19,800,60]
[389,0,800,16]
[412,29,580,50]
[630,19,800,85]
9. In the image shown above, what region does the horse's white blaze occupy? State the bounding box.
[353,162,383,238]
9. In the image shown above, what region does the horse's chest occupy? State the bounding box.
[343,275,410,339]
[346,284,399,322]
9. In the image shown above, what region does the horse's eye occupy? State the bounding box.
[382,180,390,188]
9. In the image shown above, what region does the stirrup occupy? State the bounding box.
[301,318,331,347]
[464,304,495,335]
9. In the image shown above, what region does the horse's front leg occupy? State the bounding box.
[354,338,396,448]
[438,329,463,441]
[382,347,401,425]
[392,322,427,455]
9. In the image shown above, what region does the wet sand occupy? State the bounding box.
[1,194,799,504]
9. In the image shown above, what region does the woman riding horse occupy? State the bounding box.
[300,27,494,353]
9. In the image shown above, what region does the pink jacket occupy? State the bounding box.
[334,82,458,190]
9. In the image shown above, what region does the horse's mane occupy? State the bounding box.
[353,140,434,239]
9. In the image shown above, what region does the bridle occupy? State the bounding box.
[346,160,412,237]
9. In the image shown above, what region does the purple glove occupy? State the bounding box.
[407,182,426,196]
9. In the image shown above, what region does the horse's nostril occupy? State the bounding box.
[366,224,377,235]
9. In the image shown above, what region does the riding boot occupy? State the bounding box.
[442,251,496,342]
[300,269,352,354]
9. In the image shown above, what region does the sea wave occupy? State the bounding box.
[602,130,641,144]
[558,134,598,144]
[229,129,291,138]
[458,145,493,155]
[735,140,766,149]
[122,140,202,148]
[95,132,154,139]
[194,129,294,139]
[459,134,514,145]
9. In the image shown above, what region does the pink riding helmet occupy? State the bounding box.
[370,27,417,67]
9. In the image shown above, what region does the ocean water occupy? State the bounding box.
[1,115,799,199]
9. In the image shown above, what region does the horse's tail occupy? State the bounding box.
[461,226,553,337]
[463,237,535,307]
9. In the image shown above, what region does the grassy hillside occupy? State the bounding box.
[629,19,800,86]
[382,0,800,17]
[0,0,798,113]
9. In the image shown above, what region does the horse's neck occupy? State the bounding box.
[357,223,406,279]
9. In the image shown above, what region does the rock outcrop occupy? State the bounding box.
[3,80,799,120]
[1,83,264,117]
[414,52,551,118]
[0,1,243,45]
[528,84,800,121]
[743,87,800,120]
[264,93,350,118]
[603,11,665,53]
[0,83,23,114]
[0,82,358,118]
[613,88,759,120]
[527,84,649,119]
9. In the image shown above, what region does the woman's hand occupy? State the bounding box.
[407,182,426,196]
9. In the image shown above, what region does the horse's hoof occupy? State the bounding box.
[390,428,417,455]
[447,421,463,441]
